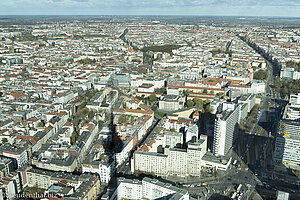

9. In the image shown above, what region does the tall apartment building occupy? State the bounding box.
[274,119,300,170]
[213,105,240,156]
[133,135,207,177]
[186,136,207,176]
[274,93,300,170]
[133,152,168,176]
[167,148,188,176]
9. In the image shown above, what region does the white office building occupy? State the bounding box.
[238,94,256,113]
[158,95,185,111]
[249,80,266,94]
[280,67,300,80]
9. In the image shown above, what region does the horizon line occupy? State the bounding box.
[0,14,300,18]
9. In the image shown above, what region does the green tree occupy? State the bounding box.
[99,153,105,160]
[2,138,8,143]
[194,97,202,103]
[203,99,211,105]
[204,104,213,113]
[98,120,104,130]
[276,79,300,98]
[71,131,79,144]
[187,100,194,107]
[119,115,127,123]
[253,69,268,80]
[216,92,224,99]
[77,58,96,65]
[134,171,140,178]
[257,126,265,136]
[149,94,157,102]
[183,90,191,97]
[37,121,44,127]
[73,117,79,128]
[78,107,89,116]
[155,88,166,94]
[195,102,202,107]
[281,86,289,97]
[157,145,164,153]
[194,98,203,107]
[85,90,92,98]
[203,89,208,93]
[88,110,95,120]
[286,61,300,72]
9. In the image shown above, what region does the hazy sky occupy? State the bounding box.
[0,0,300,17]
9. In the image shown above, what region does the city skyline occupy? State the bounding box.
[0,0,300,17]
[0,6,299,199]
